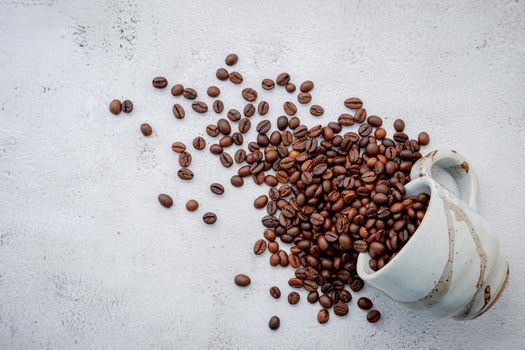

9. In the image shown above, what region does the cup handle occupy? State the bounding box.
[410,149,479,209]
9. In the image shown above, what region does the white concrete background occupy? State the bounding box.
[0,0,524,349]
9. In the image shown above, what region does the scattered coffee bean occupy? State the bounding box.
[192,101,208,113]
[229,71,243,84]
[300,80,314,92]
[172,104,185,119]
[283,102,297,116]
[297,92,312,104]
[230,175,244,187]
[367,115,383,127]
[217,119,231,135]
[109,99,122,115]
[317,309,330,324]
[367,310,381,323]
[234,149,246,163]
[210,183,225,195]
[183,88,197,100]
[418,131,430,145]
[268,316,280,330]
[285,83,296,93]
[253,239,267,255]
[192,136,206,150]
[243,104,255,117]
[227,109,241,122]
[307,291,319,304]
[310,105,324,116]
[262,78,275,90]
[219,152,233,168]
[234,273,251,287]
[333,302,349,317]
[344,97,363,109]
[122,100,133,113]
[258,101,269,116]
[179,152,192,167]
[185,199,199,212]
[394,118,405,132]
[242,88,258,102]
[202,212,217,224]
[171,84,184,96]
[213,100,224,113]
[152,76,168,89]
[319,295,333,309]
[216,68,229,80]
[276,73,290,86]
[288,292,300,305]
[177,168,194,180]
[270,286,281,299]
[357,297,373,310]
[172,142,186,153]
[158,194,173,208]
[140,123,152,136]
[206,125,219,138]
[207,86,220,97]
[225,53,238,66]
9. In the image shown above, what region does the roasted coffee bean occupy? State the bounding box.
[230,175,244,187]
[229,71,243,84]
[234,149,246,163]
[177,168,194,180]
[288,277,303,288]
[216,68,229,80]
[253,239,267,255]
[185,199,199,212]
[219,152,233,167]
[140,123,152,136]
[353,240,368,252]
[277,116,288,130]
[300,80,314,92]
[217,119,231,135]
[239,118,251,134]
[171,84,184,96]
[232,132,243,146]
[367,310,381,323]
[254,195,269,209]
[270,286,281,299]
[179,152,192,167]
[297,92,312,104]
[307,291,320,303]
[213,100,224,113]
[172,104,185,119]
[183,88,197,100]
[258,101,269,115]
[268,316,280,330]
[202,212,217,224]
[152,76,168,89]
[158,194,173,208]
[225,53,238,66]
[256,120,271,134]
[122,100,133,113]
[227,109,241,122]
[207,86,220,97]
[243,104,255,117]
[375,127,387,139]
[283,101,297,116]
[210,183,225,195]
[210,144,223,155]
[262,78,275,90]
[339,290,352,303]
[319,295,333,308]
[285,83,296,93]
[358,123,372,136]
[276,72,290,86]
[193,136,206,150]
[333,302,349,317]
[234,273,251,286]
[288,292,300,305]
[317,309,330,324]
[418,132,430,145]
[357,297,373,310]
[310,105,324,116]
[172,142,186,153]
[393,132,409,143]
[109,99,122,115]
[354,108,366,123]
[367,115,383,127]
[344,97,363,109]
[242,88,258,102]
[350,278,364,292]
[394,118,405,132]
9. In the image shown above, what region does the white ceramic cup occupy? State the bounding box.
[356,149,509,320]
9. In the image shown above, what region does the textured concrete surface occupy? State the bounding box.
[1,0,524,349]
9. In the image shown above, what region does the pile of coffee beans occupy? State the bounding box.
[110,53,431,330]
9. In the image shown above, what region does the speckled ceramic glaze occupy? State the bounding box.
[357,150,509,320]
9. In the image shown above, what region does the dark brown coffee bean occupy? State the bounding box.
[253,239,267,255]
[140,123,152,136]
[171,84,184,96]
[172,104,185,119]
[270,286,281,299]
[268,316,280,330]
[310,105,324,116]
[172,142,186,153]
[202,212,217,224]
[216,68,229,80]
[344,97,363,109]
[367,115,383,127]
[242,88,257,102]
[183,88,197,100]
[297,92,312,104]
[238,118,251,134]
[185,199,199,212]
[361,171,377,183]
[191,101,207,113]
[375,127,387,139]
[234,273,250,286]
[288,291,300,305]
[227,109,241,122]
[192,136,206,150]
[152,76,168,89]
[393,132,409,143]
[357,297,373,310]
[217,119,231,135]
[234,149,246,163]
[317,309,330,324]
[243,104,255,117]
[230,175,244,187]
[158,194,173,208]
[229,71,243,84]
[333,302,349,317]
[258,101,269,115]
[283,101,297,116]
[319,295,333,308]
[358,123,372,137]
[300,80,314,92]
[256,120,271,134]
[353,240,368,252]
[262,78,275,90]
[177,168,194,180]
[232,132,243,146]
[276,72,290,86]
[207,86,220,97]
[210,183,225,195]
[288,277,303,288]
[339,290,352,303]
[219,152,233,168]
[179,152,192,167]
[254,195,268,209]
[213,100,224,113]
[122,100,133,113]
[350,278,364,292]
[367,310,381,323]
[307,291,319,303]
[109,99,122,115]
[418,132,430,145]
[225,53,238,66]
[394,118,405,132]
[285,83,296,93]
[210,144,223,155]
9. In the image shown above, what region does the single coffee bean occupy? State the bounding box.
[220,136,233,147]
[210,183,225,195]
[319,295,333,308]
[238,118,251,134]
[333,302,349,317]
[192,136,206,150]
[158,194,173,208]
[394,118,405,132]
[310,105,324,116]
[213,100,224,113]
[219,152,233,167]
[225,53,238,66]
[283,101,297,116]
[172,104,185,119]
[418,131,430,145]
[367,115,383,127]
[344,97,363,109]
[357,297,373,310]
[288,277,303,288]
[367,310,381,323]
[338,113,354,126]
[140,123,152,136]
[393,132,409,143]
[300,80,314,92]
[207,86,220,97]
[256,120,271,134]
[183,88,197,100]
[317,309,330,324]
[227,109,241,122]
[234,149,246,163]
[258,101,269,115]
[270,286,281,299]
[216,68,229,80]
[122,100,133,113]
[192,101,208,113]
[172,141,186,153]
[210,144,223,155]
[358,123,372,137]
[185,199,199,212]
[253,239,267,255]
[171,84,184,96]
[276,73,290,86]
[202,212,217,224]
[353,240,368,252]
[307,291,319,303]
[109,99,122,115]
[230,175,244,187]
[242,88,258,102]
[243,104,255,117]
[179,152,192,167]
[152,76,168,89]
[285,83,296,93]
[350,278,364,292]
[268,316,280,330]
[288,292,300,305]
[277,116,289,130]
[254,195,269,209]
[375,127,387,139]
[229,71,243,84]
[217,119,231,135]
[262,78,275,90]
[232,132,243,146]
[297,92,312,104]
[177,168,194,180]
[288,117,300,129]
[234,273,251,287]
[339,290,352,303]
